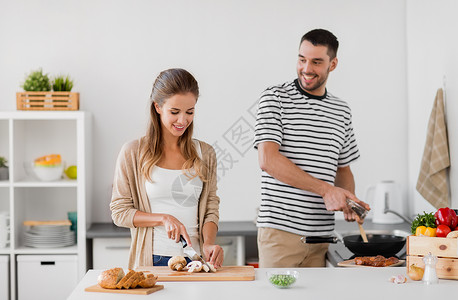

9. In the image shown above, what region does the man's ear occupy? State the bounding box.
[329,57,338,72]
[154,102,161,114]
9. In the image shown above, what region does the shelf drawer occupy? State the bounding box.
[17,254,77,300]
[0,255,9,300]
[93,238,131,269]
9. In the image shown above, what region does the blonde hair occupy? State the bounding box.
[139,68,206,182]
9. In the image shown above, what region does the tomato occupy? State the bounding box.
[436,224,452,237]
[415,226,426,236]
[424,227,437,237]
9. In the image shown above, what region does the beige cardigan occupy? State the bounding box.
[110,137,220,269]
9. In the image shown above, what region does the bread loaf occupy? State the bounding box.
[138,274,158,288]
[116,270,135,289]
[97,268,125,289]
[123,271,140,289]
[130,271,144,288]
[98,268,157,289]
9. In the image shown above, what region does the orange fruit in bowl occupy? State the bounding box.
[34,154,62,166]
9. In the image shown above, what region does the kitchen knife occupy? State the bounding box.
[180,236,211,269]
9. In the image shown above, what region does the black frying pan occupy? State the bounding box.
[343,234,406,257]
[302,233,406,257]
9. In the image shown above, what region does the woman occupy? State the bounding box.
[110,68,223,270]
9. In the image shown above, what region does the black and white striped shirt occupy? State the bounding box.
[254,79,360,236]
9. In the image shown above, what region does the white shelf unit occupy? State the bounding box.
[0,111,91,300]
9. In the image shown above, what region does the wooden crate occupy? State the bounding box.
[16,92,79,111]
[407,235,458,279]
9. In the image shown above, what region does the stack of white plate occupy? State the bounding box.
[24,225,76,248]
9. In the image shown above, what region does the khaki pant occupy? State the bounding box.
[257,227,329,268]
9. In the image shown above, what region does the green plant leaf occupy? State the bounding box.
[22,68,51,91]
[52,75,74,91]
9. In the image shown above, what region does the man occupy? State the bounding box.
[254,29,370,267]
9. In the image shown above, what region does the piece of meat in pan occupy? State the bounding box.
[354,255,399,267]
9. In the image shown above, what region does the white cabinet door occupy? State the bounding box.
[17,255,77,300]
[93,238,131,269]
[0,255,8,300]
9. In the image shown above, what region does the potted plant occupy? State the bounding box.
[52,75,74,92]
[52,75,74,103]
[17,69,79,111]
[19,68,52,108]
[21,68,52,92]
[0,157,8,180]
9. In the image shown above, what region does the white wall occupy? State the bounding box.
[406,0,458,212]
[0,0,409,223]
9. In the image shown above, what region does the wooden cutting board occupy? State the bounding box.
[85,284,164,295]
[135,266,255,281]
[338,259,405,268]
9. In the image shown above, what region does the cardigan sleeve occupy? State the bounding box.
[201,142,220,227]
[110,140,140,228]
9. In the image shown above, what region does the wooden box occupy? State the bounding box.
[16,92,79,111]
[406,235,458,279]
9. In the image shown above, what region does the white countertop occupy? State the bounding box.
[68,268,456,300]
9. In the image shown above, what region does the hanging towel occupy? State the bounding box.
[416,88,450,209]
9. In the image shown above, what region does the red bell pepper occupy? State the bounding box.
[434,207,458,230]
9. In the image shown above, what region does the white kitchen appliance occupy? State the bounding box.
[366,181,405,224]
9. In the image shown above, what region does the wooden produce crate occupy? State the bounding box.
[16,92,79,111]
[407,235,458,279]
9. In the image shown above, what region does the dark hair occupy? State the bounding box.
[300,29,339,59]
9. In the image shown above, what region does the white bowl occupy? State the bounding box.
[33,165,64,181]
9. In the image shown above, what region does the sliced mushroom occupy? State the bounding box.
[206,262,217,273]
[187,261,203,273]
[202,262,217,273]
[202,264,209,272]
[168,256,187,271]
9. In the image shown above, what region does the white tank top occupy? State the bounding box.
[146,142,203,256]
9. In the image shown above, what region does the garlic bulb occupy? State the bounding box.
[389,274,407,284]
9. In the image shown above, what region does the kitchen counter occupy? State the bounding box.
[68,267,454,300]
[86,221,258,238]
